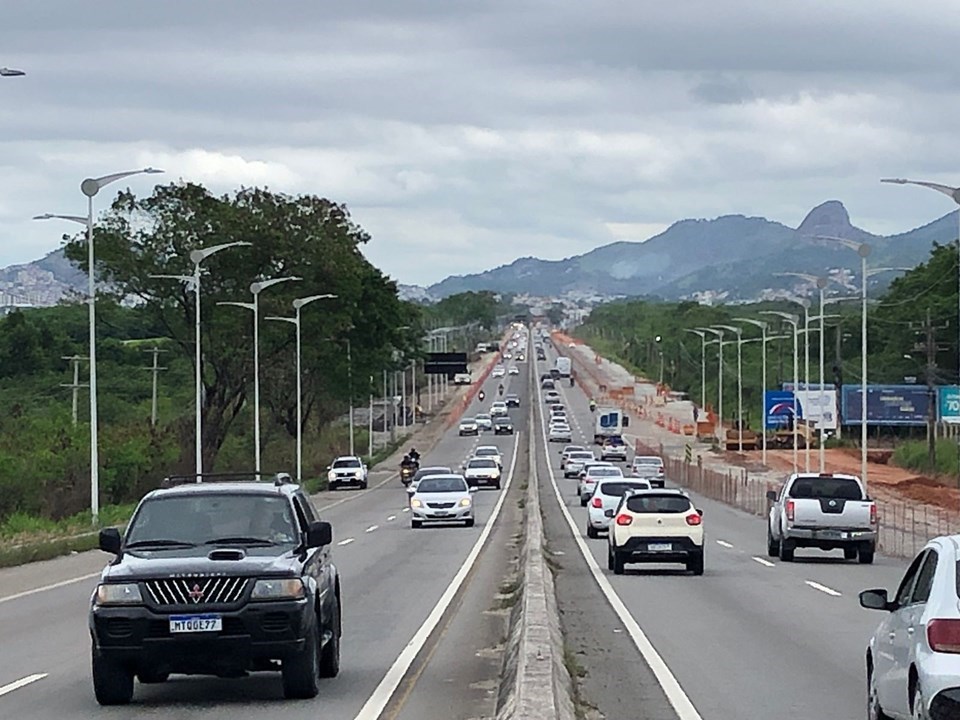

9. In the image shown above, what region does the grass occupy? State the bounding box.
[0,503,136,543]
[892,438,960,477]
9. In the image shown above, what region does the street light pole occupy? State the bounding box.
[697,327,724,436]
[734,318,769,465]
[34,166,163,520]
[684,329,708,413]
[762,311,800,473]
[714,325,744,451]
[265,293,337,483]
[218,276,300,475]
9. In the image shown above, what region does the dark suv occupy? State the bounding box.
[89,473,341,705]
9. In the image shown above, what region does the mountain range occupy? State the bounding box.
[420,201,957,303]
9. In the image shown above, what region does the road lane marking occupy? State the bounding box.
[337,538,355,547]
[752,557,775,567]
[365,525,379,533]
[536,362,704,720]
[806,580,842,597]
[716,540,734,548]
[315,471,400,512]
[0,673,47,698]
[0,572,101,606]
[387,515,397,522]
[352,429,521,720]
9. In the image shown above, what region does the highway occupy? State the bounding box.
[0,358,529,719]
[533,340,910,720]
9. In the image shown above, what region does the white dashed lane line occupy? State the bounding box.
[337,538,356,547]
[365,525,379,533]
[402,507,410,513]
[805,580,842,597]
[716,540,734,549]
[387,515,397,522]
[0,673,47,698]
[752,557,775,567]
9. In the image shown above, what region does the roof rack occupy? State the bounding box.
[160,472,297,489]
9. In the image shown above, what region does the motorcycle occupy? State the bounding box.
[498,384,505,396]
[400,462,419,486]
[478,390,486,402]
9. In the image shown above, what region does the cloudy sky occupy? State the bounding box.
[3,0,960,286]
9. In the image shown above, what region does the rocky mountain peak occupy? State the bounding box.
[796,200,853,236]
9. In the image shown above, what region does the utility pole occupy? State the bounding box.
[912,309,949,469]
[141,346,168,427]
[60,355,89,426]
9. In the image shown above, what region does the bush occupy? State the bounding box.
[891,439,960,477]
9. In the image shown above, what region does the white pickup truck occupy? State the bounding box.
[766,472,877,564]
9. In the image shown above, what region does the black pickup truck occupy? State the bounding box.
[89,473,341,704]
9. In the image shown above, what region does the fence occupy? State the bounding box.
[633,438,960,560]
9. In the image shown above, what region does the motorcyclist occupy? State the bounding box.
[478,390,486,402]
[407,447,421,463]
[589,398,597,412]
[498,383,505,396]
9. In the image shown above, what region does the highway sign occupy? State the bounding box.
[841,384,932,426]
[939,386,960,424]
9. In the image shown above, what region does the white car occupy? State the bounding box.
[578,463,622,505]
[549,424,573,443]
[550,411,568,425]
[585,479,651,538]
[508,365,520,375]
[544,390,561,404]
[458,417,479,436]
[564,450,597,478]
[632,456,666,487]
[492,365,506,378]
[463,457,502,489]
[473,445,503,468]
[408,466,453,492]
[475,413,493,431]
[559,444,587,467]
[327,456,368,490]
[490,401,509,417]
[607,489,704,575]
[410,474,477,528]
[860,535,960,720]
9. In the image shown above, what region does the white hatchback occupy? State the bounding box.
[492,365,506,378]
[578,464,623,506]
[549,424,573,443]
[585,479,651,538]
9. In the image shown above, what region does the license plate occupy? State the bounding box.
[169,614,222,633]
[433,512,450,517]
[648,543,672,552]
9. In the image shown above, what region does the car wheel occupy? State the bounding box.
[766,528,778,557]
[778,538,795,562]
[494,482,501,490]
[586,525,598,539]
[282,618,321,699]
[844,547,858,561]
[318,596,341,679]
[465,518,475,528]
[411,520,422,529]
[867,662,893,720]
[607,544,615,571]
[92,646,134,706]
[687,552,704,576]
[328,481,338,491]
[612,550,626,575]
[580,495,588,507]
[359,481,368,490]
[912,681,928,720]
[859,546,875,565]
[137,670,169,684]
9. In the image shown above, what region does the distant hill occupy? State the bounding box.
[0,248,86,305]
[426,201,954,302]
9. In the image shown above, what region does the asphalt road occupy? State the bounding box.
[535,341,909,720]
[0,357,528,719]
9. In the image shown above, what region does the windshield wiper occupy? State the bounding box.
[203,536,277,546]
[125,539,197,548]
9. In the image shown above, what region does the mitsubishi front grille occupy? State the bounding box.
[144,577,249,606]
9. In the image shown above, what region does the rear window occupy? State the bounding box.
[600,481,650,496]
[625,494,692,513]
[469,459,497,469]
[588,468,623,478]
[570,452,594,460]
[634,457,662,466]
[788,476,863,500]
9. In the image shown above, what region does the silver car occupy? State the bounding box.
[564,450,596,478]
[578,464,622,506]
[860,535,960,719]
[585,478,651,538]
[410,474,477,528]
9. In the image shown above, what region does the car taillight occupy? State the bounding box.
[870,503,877,525]
[658,467,664,474]
[928,619,960,654]
[786,500,795,522]
[685,513,702,526]
[591,497,603,508]
[615,514,632,526]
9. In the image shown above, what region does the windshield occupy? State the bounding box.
[332,458,360,468]
[126,494,297,546]
[469,459,497,469]
[626,494,691,514]
[418,477,468,493]
[788,477,863,500]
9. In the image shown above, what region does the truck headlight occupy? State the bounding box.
[96,583,143,606]
[251,578,306,600]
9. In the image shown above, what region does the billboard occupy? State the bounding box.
[765,389,837,431]
[939,386,960,424]
[765,390,801,430]
[841,384,932,426]
[423,352,468,376]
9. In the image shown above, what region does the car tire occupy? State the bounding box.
[137,670,169,684]
[859,546,875,565]
[494,482,501,490]
[766,528,779,557]
[866,663,893,720]
[465,518,475,528]
[687,552,704,576]
[282,618,321,699]
[411,520,422,529]
[586,525,598,539]
[92,647,134,706]
[328,481,338,491]
[607,544,615,571]
[778,538,795,562]
[612,550,626,575]
[359,481,368,490]
[580,495,588,507]
[844,547,858,561]
[318,596,341,679]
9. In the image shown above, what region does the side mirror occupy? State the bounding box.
[306,521,333,548]
[469,486,478,493]
[99,528,122,555]
[623,416,630,427]
[766,490,777,501]
[859,588,893,612]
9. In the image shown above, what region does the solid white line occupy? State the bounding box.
[752,556,776,568]
[0,572,101,606]
[806,580,842,597]
[337,538,355,547]
[716,540,734,549]
[365,525,379,533]
[0,673,47,698]
[387,515,397,522]
[537,363,704,720]
[351,429,521,720]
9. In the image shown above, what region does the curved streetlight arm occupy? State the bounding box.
[760,310,799,326]
[695,327,723,338]
[866,266,912,278]
[293,293,337,310]
[712,324,742,337]
[190,241,252,266]
[217,301,255,311]
[776,271,832,291]
[684,329,707,339]
[881,178,960,204]
[250,276,302,295]
[149,273,197,287]
[733,317,767,332]
[0,68,25,77]
[81,168,164,198]
[34,213,87,225]
[809,234,872,258]
[265,315,298,326]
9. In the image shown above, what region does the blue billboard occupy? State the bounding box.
[764,390,803,430]
[841,384,932,426]
[939,386,960,424]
